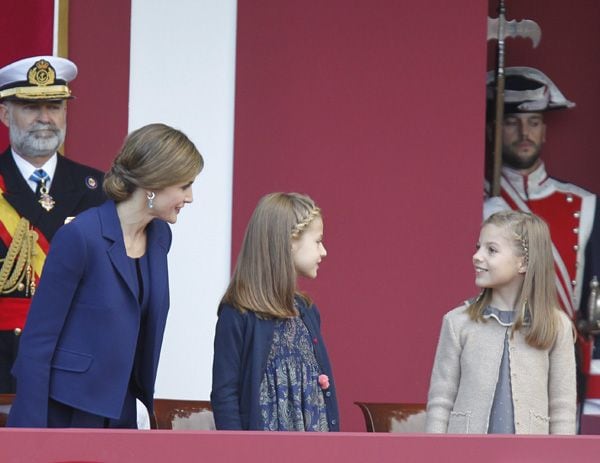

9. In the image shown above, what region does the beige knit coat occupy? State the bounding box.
[425,304,576,434]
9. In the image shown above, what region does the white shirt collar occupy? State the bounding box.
[11,149,58,192]
[501,162,550,198]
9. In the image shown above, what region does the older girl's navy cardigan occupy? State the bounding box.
[210,297,339,431]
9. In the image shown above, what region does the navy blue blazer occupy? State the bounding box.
[211,298,339,431]
[8,200,172,427]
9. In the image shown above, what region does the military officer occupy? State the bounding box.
[484,66,600,422]
[0,55,105,392]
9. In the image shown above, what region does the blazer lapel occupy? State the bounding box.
[99,201,138,300]
[43,154,86,220]
[137,220,170,395]
[145,220,170,360]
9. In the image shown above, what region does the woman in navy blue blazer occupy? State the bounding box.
[8,123,204,428]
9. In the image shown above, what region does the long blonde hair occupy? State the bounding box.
[467,210,560,349]
[221,192,321,318]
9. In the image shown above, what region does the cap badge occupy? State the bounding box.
[27,59,56,87]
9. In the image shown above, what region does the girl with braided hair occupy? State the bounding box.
[426,210,577,434]
[211,192,339,431]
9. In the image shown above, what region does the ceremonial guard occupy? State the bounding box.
[0,56,105,392]
[484,66,600,415]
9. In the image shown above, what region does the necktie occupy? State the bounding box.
[29,169,50,196]
[29,169,54,211]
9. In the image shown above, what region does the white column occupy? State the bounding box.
[129,0,237,399]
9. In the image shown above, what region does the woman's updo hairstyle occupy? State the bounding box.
[104,123,204,202]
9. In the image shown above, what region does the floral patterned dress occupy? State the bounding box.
[258,316,329,431]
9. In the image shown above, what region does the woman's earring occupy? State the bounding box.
[147,191,155,209]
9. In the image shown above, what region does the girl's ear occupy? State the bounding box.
[518,258,527,274]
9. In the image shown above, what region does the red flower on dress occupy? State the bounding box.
[318,374,330,390]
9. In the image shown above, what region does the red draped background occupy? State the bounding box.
[0,0,54,149]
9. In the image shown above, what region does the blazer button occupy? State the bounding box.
[13,328,22,336]
[325,391,331,397]
[331,419,337,425]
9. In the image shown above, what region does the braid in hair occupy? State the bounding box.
[291,206,321,238]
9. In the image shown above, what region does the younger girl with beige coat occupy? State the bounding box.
[426,211,576,434]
